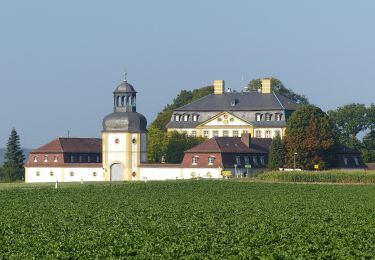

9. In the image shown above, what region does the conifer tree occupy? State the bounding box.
[267,133,285,170]
[3,128,25,181]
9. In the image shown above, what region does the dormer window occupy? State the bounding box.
[208,156,215,165]
[192,114,199,121]
[44,155,48,162]
[256,113,262,121]
[275,113,282,121]
[192,156,199,165]
[54,156,58,162]
[33,156,38,162]
[183,114,189,121]
[175,114,181,122]
[265,113,272,121]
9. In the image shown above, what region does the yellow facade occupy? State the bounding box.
[214,80,225,95]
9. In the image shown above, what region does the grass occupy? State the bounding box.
[258,170,375,183]
[1,180,375,258]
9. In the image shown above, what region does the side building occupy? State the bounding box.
[166,79,300,139]
[25,138,104,182]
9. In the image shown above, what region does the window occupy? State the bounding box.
[93,172,97,177]
[223,130,229,137]
[232,130,239,137]
[203,130,209,138]
[255,130,262,138]
[88,156,91,163]
[256,113,262,121]
[79,155,83,163]
[244,156,250,165]
[36,171,40,176]
[33,156,38,162]
[235,156,241,165]
[70,172,74,177]
[253,156,258,166]
[44,155,48,162]
[265,113,272,121]
[192,114,198,121]
[175,114,180,121]
[70,155,75,163]
[265,130,271,138]
[54,156,58,162]
[213,131,219,137]
[192,156,199,165]
[354,157,359,166]
[217,117,223,122]
[183,114,189,121]
[208,156,215,165]
[191,131,197,137]
[343,157,348,166]
[260,156,265,166]
[242,130,248,134]
[275,113,282,121]
[96,155,100,163]
[50,171,54,176]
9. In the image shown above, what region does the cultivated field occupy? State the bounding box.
[1,180,375,258]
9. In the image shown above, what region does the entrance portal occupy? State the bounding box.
[110,163,124,181]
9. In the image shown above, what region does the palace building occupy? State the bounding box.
[24,76,366,183]
[166,79,300,139]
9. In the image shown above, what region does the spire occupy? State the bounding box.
[123,66,128,82]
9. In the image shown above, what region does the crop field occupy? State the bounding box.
[1,181,375,258]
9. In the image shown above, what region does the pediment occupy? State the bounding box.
[197,112,252,127]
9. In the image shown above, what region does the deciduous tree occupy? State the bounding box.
[284,105,337,170]
[327,103,368,149]
[247,77,309,105]
[3,128,25,181]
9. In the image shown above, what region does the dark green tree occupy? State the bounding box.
[327,103,368,149]
[147,126,167,163]
[284,105,337,170]
[150,85,213,131]
[164,131,205,163]
[247,77,309,105]
[361,130,375,163]
[368,103,375,131]
[0,166,4,181]
[3,128,25,181]
[267,133,285,170]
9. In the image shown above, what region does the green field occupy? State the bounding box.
[1,181,375,258]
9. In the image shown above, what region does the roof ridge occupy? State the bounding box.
[175,93,214,111]
[272,92,285,109]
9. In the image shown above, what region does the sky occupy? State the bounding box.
[0,0,374,148]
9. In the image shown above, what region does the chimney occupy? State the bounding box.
[241,133,251,147]
[261,78,272,94]
[214,80,225,95]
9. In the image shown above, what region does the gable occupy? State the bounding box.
[197,112,252,128]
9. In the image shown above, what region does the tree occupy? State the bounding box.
[361,130,375,163]
[147,126,167,163]
[327,103,368,149]
[247,77,309,105]
[150,86,214,131]
[368,103,375,131]
[3,128,25,181]
[284,105,337,170]
[164,131,205,163]
[267,133,285,170]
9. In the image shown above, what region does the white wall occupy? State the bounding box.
[26,167,104,183]
[139,167,222,180]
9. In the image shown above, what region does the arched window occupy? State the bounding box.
[265,113,272,121]
[121,96,125,107]
[132,96,136,106]
[256,113,262,121]
[116,96,121,107]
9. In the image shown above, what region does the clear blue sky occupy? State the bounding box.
[0,0,374,148]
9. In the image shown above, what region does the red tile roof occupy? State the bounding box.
[31,138,102,153]
[185,137,271,154]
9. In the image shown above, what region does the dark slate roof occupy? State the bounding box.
[174,92,300,112]
[165,121,201,129]
[31,138,102,153]
[185,137,272,154]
